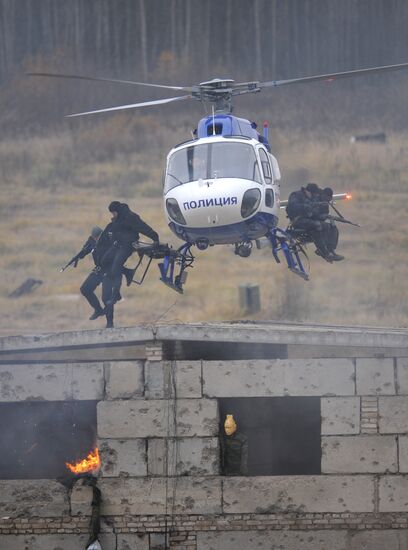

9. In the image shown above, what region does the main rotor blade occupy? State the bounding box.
[259,61,408,88]
[65,95,192,117]
[27,72,193,92]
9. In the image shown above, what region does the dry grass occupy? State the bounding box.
[1,122,408,335]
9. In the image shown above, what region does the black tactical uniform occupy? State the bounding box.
[286,186,333,260]
[79,229,106,319]
[318,187,343,260]
[220,432,248,476]
[79,225,133,325]
[103,202,159,307]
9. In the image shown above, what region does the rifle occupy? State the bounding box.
[60,252,82,272]
[327,215,360,228]
[328,200,360,227]
[60,238,94,272]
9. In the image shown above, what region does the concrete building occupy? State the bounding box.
[0,322,408,549]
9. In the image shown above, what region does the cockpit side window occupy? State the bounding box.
[259,149,273,184]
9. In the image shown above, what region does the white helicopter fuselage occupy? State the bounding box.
[164,134,281,247]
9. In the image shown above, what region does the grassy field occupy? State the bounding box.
[1,118,407,335]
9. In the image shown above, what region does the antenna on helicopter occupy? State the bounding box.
[28,61,408,117]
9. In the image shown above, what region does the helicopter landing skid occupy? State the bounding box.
[268,228,309,281]
[158,242,195,294]
[129,242,171,285]
[129,242,195,293]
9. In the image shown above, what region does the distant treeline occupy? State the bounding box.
[1,0,408,83]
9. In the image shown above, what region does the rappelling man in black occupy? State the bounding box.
[101,201,160,327]
[78,226,106,320]
[316,186,344,261]
[75,225,134,324]
[220,414,248,476]
[304,183,344,261]
[286,183,343,262]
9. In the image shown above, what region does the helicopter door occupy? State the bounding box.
[259,149,274,209]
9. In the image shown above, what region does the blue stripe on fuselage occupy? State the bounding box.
[168,212,278,244]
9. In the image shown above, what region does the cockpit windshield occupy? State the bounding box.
[165,141,262,192]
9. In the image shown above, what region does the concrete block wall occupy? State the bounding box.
[1,354,408,549]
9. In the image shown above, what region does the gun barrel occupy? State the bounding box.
[60,254,79,272]
[333,193,352,201]
[280,192,352,209]
[60,262,71,272]
[329,215,360,227]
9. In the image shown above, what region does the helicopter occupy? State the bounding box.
[29,61,408,291]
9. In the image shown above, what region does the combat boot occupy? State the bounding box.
[329,252,345,261]
[89,308,105,320]
[315,248,333,263]
[123,267,135,287]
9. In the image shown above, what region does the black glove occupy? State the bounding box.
[312,202,329,216]
[319,202,329,216]
[304,203,314,217]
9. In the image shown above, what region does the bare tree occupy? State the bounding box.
[139,0,148,79]
[1,0,408,86]
[253,0,262,77]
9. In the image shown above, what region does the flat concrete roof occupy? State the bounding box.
[1,321,408,353]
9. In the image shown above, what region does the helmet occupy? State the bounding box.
[306,182,320,195]
[108,201,122,213]
[322,187,333,199]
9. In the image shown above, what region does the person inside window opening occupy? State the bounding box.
[220,414,248,476]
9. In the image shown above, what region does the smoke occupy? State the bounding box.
[0,401,97,479]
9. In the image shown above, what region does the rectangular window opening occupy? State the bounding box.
[0,401,97,479]
[219,397,321,476]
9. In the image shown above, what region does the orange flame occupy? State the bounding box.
[65,448,100,474]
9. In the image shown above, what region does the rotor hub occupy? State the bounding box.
[190,78,261,113]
